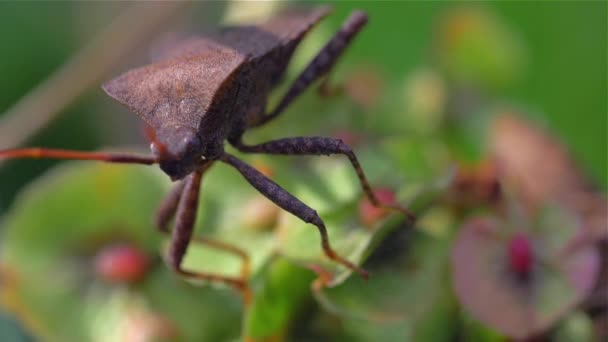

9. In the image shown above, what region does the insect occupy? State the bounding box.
[0,5,413,298]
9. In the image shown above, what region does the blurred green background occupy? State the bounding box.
[0,1,605,341]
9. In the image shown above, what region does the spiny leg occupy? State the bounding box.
[155,165,250,278]
[166,168,251,302]
[252,11,368,128]
[155,180,250,280]
[0,148,156,164]
[155,162,217,232]
[167,171,201,271]
[233,137,415,221]
[155,180,186,233]
[220,153,369,278]
[158,172,250,281]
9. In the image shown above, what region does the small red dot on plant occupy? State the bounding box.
[507,233,534,277]
[95,243,150,284]
[359,187,396,227]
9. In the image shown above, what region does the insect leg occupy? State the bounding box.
[220,153,369,279]
[0,148,156,164]
[252,11,368,127]
[166,168,251,301]
[155,180,187,233]
[233,137,415,221]
[156,179,250,283]
[155,160,213,233]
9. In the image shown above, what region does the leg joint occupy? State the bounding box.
[334,138,352,154]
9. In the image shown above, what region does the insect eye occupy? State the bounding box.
[152,125,201,161]
[179,129,202,156]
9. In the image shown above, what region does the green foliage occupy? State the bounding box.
[245,258,314,339]
[0,1,606,341]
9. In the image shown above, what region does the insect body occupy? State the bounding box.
[0,6,413,298]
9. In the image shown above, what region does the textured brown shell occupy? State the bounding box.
[102,41,245,131]
[102,5,332,132]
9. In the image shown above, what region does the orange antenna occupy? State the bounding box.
[0,148,156,164]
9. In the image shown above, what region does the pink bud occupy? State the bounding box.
[507,233,533,277]
[95,243,150,284]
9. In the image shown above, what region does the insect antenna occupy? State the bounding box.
[0,123,164,165]
[0,148,157,165]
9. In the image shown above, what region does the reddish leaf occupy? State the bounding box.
[452,217,600,339]
[491,114,607,241]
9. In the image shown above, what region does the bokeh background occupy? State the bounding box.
[0,1,605,341]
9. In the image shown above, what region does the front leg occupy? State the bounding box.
[166,169,250,302]
[220,153,369,278]
[232,137,415,221]
[155,180,186,233]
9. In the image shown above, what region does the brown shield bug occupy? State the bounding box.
[0,5,414,300]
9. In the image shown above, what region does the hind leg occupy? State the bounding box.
[250,11,368,128]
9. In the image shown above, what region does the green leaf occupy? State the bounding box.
[1,163,167,340]
[140,268,242,342]
[244,257,315,340]
[554,311,594,342]
[0,163,242,341]
[322,232,457,341]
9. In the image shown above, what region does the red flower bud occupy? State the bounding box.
[95,243,150,284]
[508,233,533,277]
